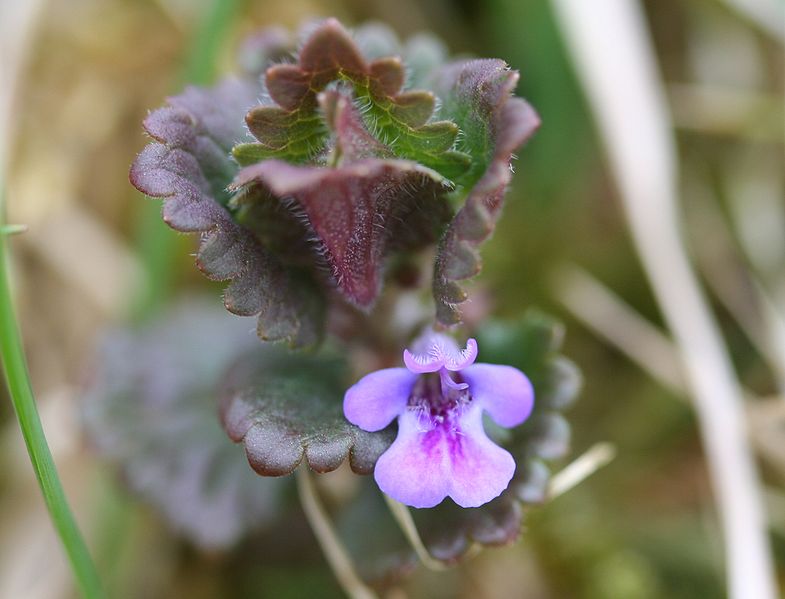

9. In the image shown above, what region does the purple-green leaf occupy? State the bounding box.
[220,351,395,476]
[82,299,282,550]
[232,156,450,307]
[233,19,470,178]
[131,18,542,336]
[413,495,523,562]
[130,78,324,346]
[237,26,293,77]
[431,60,541,325]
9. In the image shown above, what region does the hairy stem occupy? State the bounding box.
[296,467,376,599]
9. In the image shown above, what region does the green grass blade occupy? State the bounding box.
[0,185,104,598]
[0,1,246,594]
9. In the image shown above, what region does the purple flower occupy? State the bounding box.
[344,332,534,508]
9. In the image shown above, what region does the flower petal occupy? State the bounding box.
[375,406,516,508]
[461,363,534,428]
[374,410,452,508]
[344,368,417,432]
[447,408,517,508]
[403,332,478,373]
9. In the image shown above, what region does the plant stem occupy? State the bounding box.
[383,494,451,572]
[131,0,245,321]
[0,186,104,598]
[295,467,377,599]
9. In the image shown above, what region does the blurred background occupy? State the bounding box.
[1,0,783,597]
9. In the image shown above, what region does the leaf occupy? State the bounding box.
[413,495,523,562]
[405,311,580,563]
[319,90,392,162]
[231,154,451,308]
[237,26,294,76]
[131,19,542,337]
[82,299,283,551]
[430,60,541,325]
[483,310,580,490]
[480,310,582,411]
[220,350,395,476]
[402,33,448,90]
[130,78,324,347]
[352,22,403,61]
[233,18,471,179]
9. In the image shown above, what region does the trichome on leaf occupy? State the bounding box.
[121,17,578,577]
[130,18,539,344]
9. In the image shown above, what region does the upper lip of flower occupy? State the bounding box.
[343,333,534,509]
[402,333,479,373]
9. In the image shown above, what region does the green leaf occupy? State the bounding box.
[430,61,541,325]
[481,310,581,497]
[233,18,471,182]
[479,310,582,413]
[130,78,325,348]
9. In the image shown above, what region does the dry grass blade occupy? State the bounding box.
[551,1,778,597]
[547,442,616,500]
[716,0,785,42]
[553,265,684,394]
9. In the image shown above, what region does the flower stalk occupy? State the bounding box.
[295,467,376,599]
[382,494,473,572]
